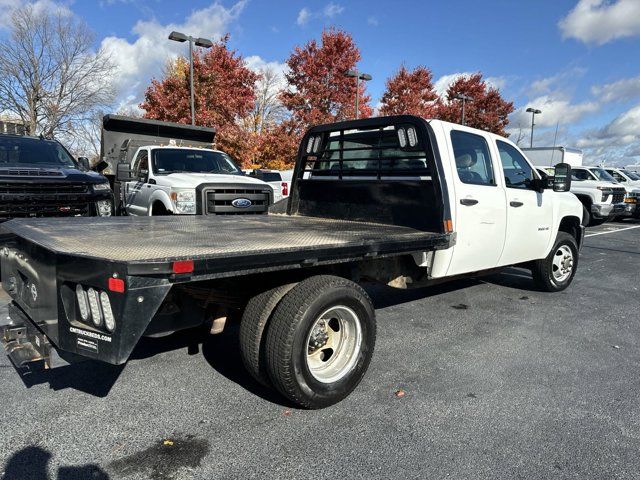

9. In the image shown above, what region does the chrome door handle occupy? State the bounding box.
[460,198,479,206]
[510,201,524,207]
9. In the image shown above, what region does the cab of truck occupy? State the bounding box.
[0,132,113,221]
[101,115,273,216]
[123,145,273,216]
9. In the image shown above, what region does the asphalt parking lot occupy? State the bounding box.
[1,220,639,480]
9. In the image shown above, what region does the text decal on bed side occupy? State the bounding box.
[69,327,112,343]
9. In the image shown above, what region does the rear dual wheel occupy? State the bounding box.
[240,275,376,409]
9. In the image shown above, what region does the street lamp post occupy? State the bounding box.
[168,31,214,126]
[345,69,372,120]
[526,107,542,148]
[454,93,473,126]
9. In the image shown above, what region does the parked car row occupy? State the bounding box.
[534,164,639,226]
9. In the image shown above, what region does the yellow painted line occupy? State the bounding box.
[585,225,640,237]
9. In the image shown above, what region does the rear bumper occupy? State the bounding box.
[1,303,53,370]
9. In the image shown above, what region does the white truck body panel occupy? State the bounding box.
[425,121,583,278]
[523,147,583,167]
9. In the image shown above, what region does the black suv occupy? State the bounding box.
[0,134,113,221]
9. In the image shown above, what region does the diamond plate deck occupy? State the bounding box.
[2,215,449,264]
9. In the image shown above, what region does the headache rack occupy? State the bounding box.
[298,121,432,180]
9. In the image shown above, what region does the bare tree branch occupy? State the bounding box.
[0,4,115,138]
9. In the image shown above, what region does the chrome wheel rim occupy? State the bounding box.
[552,245,574,283]
[305,305,362,384]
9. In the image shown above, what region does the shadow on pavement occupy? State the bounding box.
[200,324,295,408]
[2,445,109,480]
[18,360,124,398]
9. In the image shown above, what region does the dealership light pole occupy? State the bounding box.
[454,93,473,126]
[526,107,542,148]
[345,69,372,120]
[168,31,214,125]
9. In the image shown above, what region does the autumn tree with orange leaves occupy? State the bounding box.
[140,36,258,166]
[281,28,372,129]
[437,73,514,136]
[379,66,439,118]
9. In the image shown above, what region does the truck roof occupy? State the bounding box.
[522,146,584,155]
[143,145,224,153]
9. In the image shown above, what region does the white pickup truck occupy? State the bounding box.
[604,167,640,219]
[569,166,626,226]
[123,145,273,216]
[1,115,584,409]
[100,115,273,216]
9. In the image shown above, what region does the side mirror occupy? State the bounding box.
[116,163,134,182]
[93,160,110,173]
[553,163,572,192]
[77,157,90,171]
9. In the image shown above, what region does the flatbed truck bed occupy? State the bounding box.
[3,215,451,278]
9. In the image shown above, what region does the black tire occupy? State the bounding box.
[531,232,579,292]
[239,283,296,386]
[265,275,376,409]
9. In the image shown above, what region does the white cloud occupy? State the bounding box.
[569,104,640,166]
[297,3,344,26]
[100,1,246,112]
[577,103,640,147]
[591,76,640,103]
[433,72,507,97]
[559,0,640,45]
[323,3,344,17]
[510,95,599,129]
[367,16,379,27]
[528,68,587,96]
[296,8,311,26]
[0,0,72,29]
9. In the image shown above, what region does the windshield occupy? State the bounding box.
[590,168,616,182]
[152,149,241,175]
[0,136,76,168]
[626,171,640,180]
[257,172,282,182]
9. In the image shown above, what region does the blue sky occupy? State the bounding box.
[2,0,640,165]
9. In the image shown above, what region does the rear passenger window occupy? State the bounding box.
[450,131,495,186]
[497,141,535,189]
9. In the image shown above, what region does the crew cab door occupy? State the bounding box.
[495,140,553,264]
[446,129,507,276]
[125,149,152,216]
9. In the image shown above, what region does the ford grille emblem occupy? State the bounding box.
[232,198,252,208]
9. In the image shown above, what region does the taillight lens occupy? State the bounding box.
[100,291,116,332]
[87,287,102,327]
[76,284,90,322]
[281,182,288,196]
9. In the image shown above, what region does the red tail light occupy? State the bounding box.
[172,260,194,274]
[281,182,288,196]
[108,277,125,293]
